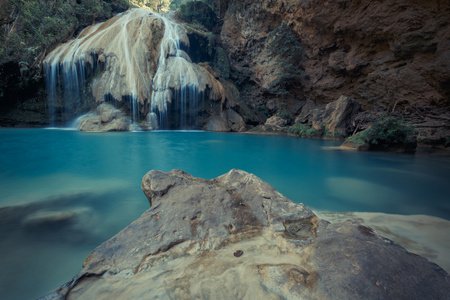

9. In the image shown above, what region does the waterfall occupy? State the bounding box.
[151,11,205,129]
[43,8,224,130]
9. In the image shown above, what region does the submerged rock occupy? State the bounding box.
[315,211,450,273]
[42,169,449,299]
[78,104,131,132]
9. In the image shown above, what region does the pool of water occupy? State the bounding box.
[1,128,449,299]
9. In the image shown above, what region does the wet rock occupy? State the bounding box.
[204,115,230,132]
[314,211,450,274]
[42,169,449,299]
[204,109,246,132]
[78,104,131,132]
[22,210,76,229]
[225,109,247,132]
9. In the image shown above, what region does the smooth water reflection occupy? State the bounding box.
[0,128,449,299]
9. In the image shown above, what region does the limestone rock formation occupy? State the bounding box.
[78,104,131,132]
[44,8,228,129]
[44,9,163,124]
[42,169,449,299]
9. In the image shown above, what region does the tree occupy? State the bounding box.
[146,0,170,12]
[169,0,188,10]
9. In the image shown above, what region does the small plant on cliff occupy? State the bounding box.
[266,22,304,96]
[277,110,291,123]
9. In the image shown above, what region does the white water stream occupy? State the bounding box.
[43,8,223,129]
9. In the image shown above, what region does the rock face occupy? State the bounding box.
[265,115,287,127]
[204,109,247,132]
[42,169,449,299]
[218,0,450,143]
[293,95,361,135]
[78,104,131,132]
[323,95,361,135]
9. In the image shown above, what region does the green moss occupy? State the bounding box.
[214,47,230,79]
[177,1,217,31]
[257,105,269,117]
[345,131,368,147]
[276,110,291,123]
[289,123,322,138]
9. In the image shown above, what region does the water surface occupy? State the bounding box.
[1,128,449,299]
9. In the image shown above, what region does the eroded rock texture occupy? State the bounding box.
[219,0,450,142]
[41,169,449,299]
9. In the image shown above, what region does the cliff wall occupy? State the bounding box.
[217,0,450,143]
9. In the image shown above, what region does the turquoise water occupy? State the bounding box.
[1,128,449,299]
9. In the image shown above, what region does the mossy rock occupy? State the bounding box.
[177,1,217,31]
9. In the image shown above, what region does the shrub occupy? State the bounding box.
[289,123,322,137]
[345,114,415,148]
[277,109,291,122]
[1,0,129,81]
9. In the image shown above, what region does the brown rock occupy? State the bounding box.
[219,0,450,141]
[204,115,230,132]
[324,95,361,135]
[265,115,287,127]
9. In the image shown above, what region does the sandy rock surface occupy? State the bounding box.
[41,169,449,299]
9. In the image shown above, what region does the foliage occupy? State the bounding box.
[277,110,291,122]
[266,22,303,96]
[145,0,171,12]
[169,0,189,10]
[257,105,269,117]
[288,123,322,137]
[0,0,129,82]
[177,1,217,31]
[345,115,415,148]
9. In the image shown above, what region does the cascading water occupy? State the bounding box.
[151,11,204,129]
[43,8,224,130]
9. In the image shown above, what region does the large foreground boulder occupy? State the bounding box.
[41,169,449,299]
